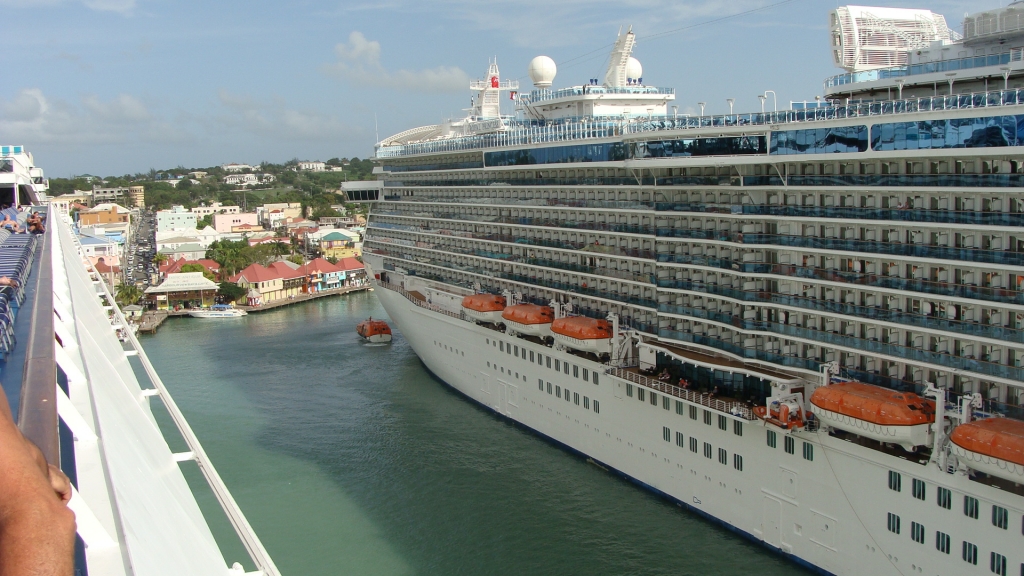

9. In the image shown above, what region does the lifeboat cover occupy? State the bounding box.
[551,316,613,340]
[501,304,554,325]
[950,418,1024,467]
[357,320,392,337]
[810,382,934,427]
[462,294,506,312]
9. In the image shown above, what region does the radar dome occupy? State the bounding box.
[528,56,557,88]
[625,57,643,83]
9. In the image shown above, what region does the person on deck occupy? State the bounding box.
[0,214,21,234]
[26,212,44,234]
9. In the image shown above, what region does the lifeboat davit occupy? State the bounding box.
[357,318,392,343]
[950,418,1024,483]
[753,399,804,430]
[501,304,554,338]
[462,294,506,324]
[810,382,935,451]
[551,316,613,355]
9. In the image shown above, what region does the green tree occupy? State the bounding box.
[115,284,142,306]
[181,263,216,281]
[326,256,338,265]
[152,253,169,265]
[287,254,304,265]
[218,282,247,303]
[197,214,213,229]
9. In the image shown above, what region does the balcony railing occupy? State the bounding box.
[656,203,1024,227]
[741,234,1024,266]
[825,52,1015,89]
[606,367,756,421]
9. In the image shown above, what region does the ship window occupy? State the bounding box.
[703,442,712,459]
[486,338,490,345]
[662,396,670,410]
[767,430,777,448]
[626,384,633,397]
[530,351,534,362]
[937,487,951,509]
[500,341,504,352]
[888,471,902,492]
[507,344,512,356]
[522,348,527,359]
[583,368,589,381]
[887,512,901,534]
[690,437,698,453]
[703,410,712,426]
[676,400,684,415]
[912,479,926,500]
[690,406,698,420]
[574,392,580,405]
[663,427,671,442]
[515,372,519,379]
[734,454,743,471]
[565,389,571,403]
[555,386,561,398]
[676,431,684,447]
[936,531,951,554]
[584,397,589,409]
[650,392,658,406]
[802,442,813,461]
[563,362,569,375]
[638,388,646,402]
[991,552,1007,576]
[911,522,925,544]
[992,505,1008,529]
[593,373,599,386]
[554,359,560,371]
[537,353,543,366]
[538,379,543,391]
[593,400,600,414]
[784,436,795,455]
[546,382,552,394]
[493,340,497,347]
[965,496,979,519]
[718,415,727,430]
[963,541,978,565]
[573,365,578,378]
[487,362,491,368]
[734,421,743,436]
[718,448,727,465]
[500,367,504,374]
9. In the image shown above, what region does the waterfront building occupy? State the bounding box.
[319,230,358,259]
[159,257,221,281]
[362,6,1024,575]
[230,263,300,303]
[156,205,199,232]
[145,272,219,310]
[158,242,207,261]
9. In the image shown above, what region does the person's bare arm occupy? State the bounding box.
[0,389,76,576]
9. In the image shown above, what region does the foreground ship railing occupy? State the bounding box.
[606,367,756,421]
[376,88,1024,159]
[19,211,281,576]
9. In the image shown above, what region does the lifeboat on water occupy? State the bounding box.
[462,294,506,324]
[502,304,554,338]
[551,316,613,355]
[950,418,1024,483]
[753,399,805,430]
[809,382,935,451]
[356,318,392,343]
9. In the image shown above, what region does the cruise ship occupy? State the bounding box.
[363,4,1024,576]
[0,147,281,574]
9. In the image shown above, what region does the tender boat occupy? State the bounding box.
[950,417,1024,483]
[357,318,392,343]
[550,316,613,355]
[462,294,506,324]
[810,382,935,451]
[501,304,554,337]
[188,304,248,318]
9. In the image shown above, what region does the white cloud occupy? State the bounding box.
[216,90,356,141]
[325,31,470,93]
[0,0,134,14]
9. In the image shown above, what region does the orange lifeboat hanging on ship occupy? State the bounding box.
[501,304,554,338]
[357,318,392,343]
[462,294,506,324]
[551,316,613,355]
[950,417,1024,483]
[753,400,805,430]
[809,382,935,451]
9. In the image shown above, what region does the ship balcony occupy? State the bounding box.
[658,306,1024,382]
[606,366,758,421]
[739,234,1024,267]
[382,210,654,236]
[824,51,1017,90]
[656,203,1024,227]
[655,284,1024,343]
[742,174,1024,189]
[654,256,1024,306]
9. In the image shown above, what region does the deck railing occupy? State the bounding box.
[606,367,756,421]
[375,280,465,320]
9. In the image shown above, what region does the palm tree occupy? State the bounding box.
[115,284,142,306]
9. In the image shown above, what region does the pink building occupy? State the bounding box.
[212,213,260,233]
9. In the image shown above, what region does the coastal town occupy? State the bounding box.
[48,160,383,332]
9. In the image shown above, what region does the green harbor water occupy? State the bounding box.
[141,291,808,576]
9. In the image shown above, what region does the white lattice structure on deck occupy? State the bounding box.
[830,5,956,72]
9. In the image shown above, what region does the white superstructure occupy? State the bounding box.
[365,5,1024,575]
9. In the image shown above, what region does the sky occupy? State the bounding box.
[0,0,994,177]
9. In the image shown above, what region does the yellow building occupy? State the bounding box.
[129,185,145,208]
[319,231,358,259]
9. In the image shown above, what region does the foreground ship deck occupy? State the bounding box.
[2,149,279,575]
[363,5,1024,576]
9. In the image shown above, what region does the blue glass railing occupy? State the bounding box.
[655,203,1024,227]
[742,174,1024,187]
[741,234,1024,266]
[524,86,675,105]
[825,53,1014,89]
[657,329,822,372]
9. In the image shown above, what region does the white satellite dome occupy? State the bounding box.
[528,55,557,89]
[625,57,643,83]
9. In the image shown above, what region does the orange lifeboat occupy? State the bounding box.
[461,294,506,324]
[810,382,935,451]
[501,304,554,337]
[551,316,613,355]
[753,401,804,430]
[950,418,1024,483]
[356,318,392,343]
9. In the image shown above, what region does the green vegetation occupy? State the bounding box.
[114,284,142,306]
[197,214,213,229]
[180,263,216,281]
[205,239,287,277]
[217,282,247,303]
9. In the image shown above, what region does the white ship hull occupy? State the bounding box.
[504,319,552,338]
[188,309,247,318]
[371,275,1024,576]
